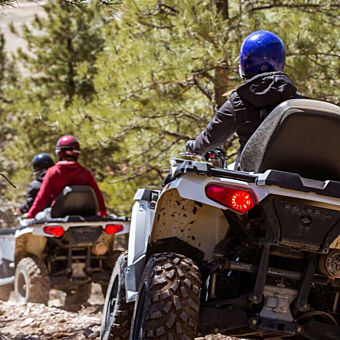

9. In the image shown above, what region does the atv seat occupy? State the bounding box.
[240,99,340,182]
[51,185,99,218]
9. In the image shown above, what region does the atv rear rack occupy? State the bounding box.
[171,159,340,200]
[170,160,258,182]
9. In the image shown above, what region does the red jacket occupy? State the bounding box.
[27,161,107,218]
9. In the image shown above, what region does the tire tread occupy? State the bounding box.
[102,252,134,340]
[15,256,49,304]
[134,252,201,339]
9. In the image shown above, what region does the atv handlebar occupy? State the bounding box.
[180,148,228,169]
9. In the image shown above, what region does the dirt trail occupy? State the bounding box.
[0,301,101,340]
[0,285,234,340]
[0,286,102,340]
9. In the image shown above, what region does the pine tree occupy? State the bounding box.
[88,0,339,212]
[11,1,106,105]
[2,0,339,214]
[3,1,119,206]
[0,31,18,168]
[0,30,19,199]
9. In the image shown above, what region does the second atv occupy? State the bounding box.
[0,185,129,305]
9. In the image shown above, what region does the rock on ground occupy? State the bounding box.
[0,284,237,340]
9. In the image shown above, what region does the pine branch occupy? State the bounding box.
[287,52,340,59]
[108,165,160,184]
[193,75,213,101]
[247,1,340,19]
[162,131,190,140]
[138,20,173,30]
[0,95,12,103]
[0,0,16,7]
[65,0,121,5]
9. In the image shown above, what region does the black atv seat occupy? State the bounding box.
[240,99,340,182]
[51,185,99,218]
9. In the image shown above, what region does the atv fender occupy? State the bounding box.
[150,186,229,262]
[126,189,158,302]
[0,228,47,265]
[0,230,16,286]
[330,235,340,249]
[15,228,47,262]
[126,178,229,302]
[0,228,47,287]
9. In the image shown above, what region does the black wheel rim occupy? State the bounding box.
[131,283,146,340]
[104,278,119,332]
[17,272,27,299]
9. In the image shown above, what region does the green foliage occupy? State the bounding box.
[3,1,120,207]
[88,0,339,212]
[0,31,19,173]
[1,0,339,214]
[0,0,15,7]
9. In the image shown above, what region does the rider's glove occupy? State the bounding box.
[186,140,195,152]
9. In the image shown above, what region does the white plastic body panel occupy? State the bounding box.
[0,234,15,262]
[125,199,155,302]
[166,165,340,211]
[150,187,229,261]
[127,200,155,268]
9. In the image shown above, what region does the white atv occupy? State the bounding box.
[0,185,129,305]
[101,99,340,340]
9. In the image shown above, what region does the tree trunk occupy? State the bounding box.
[214,66,230,108]
[213,0,230,108]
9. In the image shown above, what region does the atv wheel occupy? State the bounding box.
[15,257,49,304]
[0,284,12,301]
[64,283,91,306]
[101,252,134,340]
[130,252,201,340]
[101,283,108,298]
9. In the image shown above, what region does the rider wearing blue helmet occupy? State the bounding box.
[19,153,54,214]
[186,30,298,156]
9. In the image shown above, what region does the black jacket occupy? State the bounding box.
[192,71,297,154]
[19,170,47,214]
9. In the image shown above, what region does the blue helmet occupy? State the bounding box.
[239,30,285,78]
[32,153,54,172]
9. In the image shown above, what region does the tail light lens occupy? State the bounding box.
[205,184,255,214]
[43,226,65,237]
[105,224,123,235]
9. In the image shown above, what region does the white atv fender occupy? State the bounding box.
[125,161,239,302]
[125,189,159,302]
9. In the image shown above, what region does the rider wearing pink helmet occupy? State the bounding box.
[27,135,107,218]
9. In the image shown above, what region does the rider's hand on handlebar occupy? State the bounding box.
[186,140,195,152]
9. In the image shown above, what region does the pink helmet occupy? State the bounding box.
[55,135,80,159]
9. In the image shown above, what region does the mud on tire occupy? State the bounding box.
[0,284,12,301]
[130,252,201,340]
[101,252,134,340]
[15,256,49,304]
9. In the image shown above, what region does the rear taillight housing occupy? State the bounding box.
[205,184,255,214]
[105,224,124,235]
[43,226,65,237]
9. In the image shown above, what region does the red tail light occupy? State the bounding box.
[43,226,65,237]
[105,224,123,234]
[205,184,255,214]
